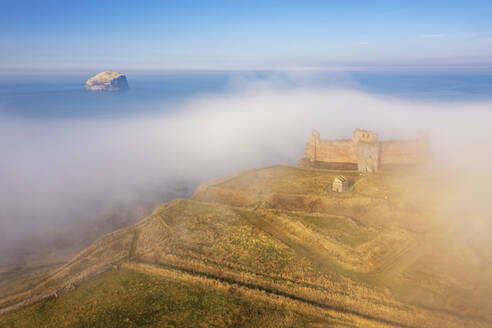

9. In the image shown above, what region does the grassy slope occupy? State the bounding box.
[1,165,492,327]
[0,262,64,301]
[0,268,314,328]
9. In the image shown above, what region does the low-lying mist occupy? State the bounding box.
[1,76,492,266]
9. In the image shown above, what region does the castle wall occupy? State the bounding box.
[315,140,357,163]
[380,141,427,165]
[301,129,428,172]
[304,131,358,164]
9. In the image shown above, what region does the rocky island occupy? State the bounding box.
[84,71,129,91]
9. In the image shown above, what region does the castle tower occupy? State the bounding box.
[304,129,320,162]
[353,128,378,144]
[353,129,380,172]
[357,142,380,172]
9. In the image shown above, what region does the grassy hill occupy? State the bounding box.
[1,165,491,327]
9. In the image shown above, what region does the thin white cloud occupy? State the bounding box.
[420,33,447,39]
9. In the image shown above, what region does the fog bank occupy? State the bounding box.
[1,79,492,265]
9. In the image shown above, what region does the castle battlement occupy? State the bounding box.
[353,128,379,143]
[299,129,428,172]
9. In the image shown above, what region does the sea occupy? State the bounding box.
[1,71,492,119]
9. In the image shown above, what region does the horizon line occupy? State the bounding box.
[2,63,492,76]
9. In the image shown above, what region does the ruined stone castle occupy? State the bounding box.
[299,129,428,172]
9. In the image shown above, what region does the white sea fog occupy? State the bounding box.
[1,71,492,266]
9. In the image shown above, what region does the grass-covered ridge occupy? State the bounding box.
[0,268,314,328]
[1,165,492,327]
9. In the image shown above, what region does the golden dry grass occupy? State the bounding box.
[1,165,492,327]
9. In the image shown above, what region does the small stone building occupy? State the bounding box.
[332,175,349,192]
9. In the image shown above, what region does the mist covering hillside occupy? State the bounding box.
[1,73,492,327]
[1,75,492,267]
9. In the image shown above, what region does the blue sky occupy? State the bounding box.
[1,0,492,72]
